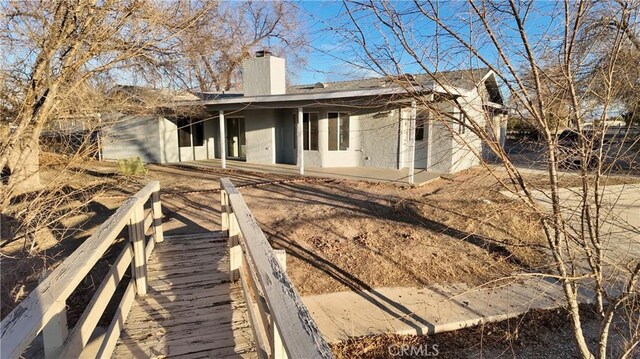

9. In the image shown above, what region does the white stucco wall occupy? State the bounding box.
[426,118,454,173]
[244,109,276,164]
[449,90,485,173]
[159,117,179,163]
[102,114,164,163]
[357,109,401,169]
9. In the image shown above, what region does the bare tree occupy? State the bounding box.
[0,0,209,205]
[336,0,639,358]
[173,0,307,92]
[0,0,214,320]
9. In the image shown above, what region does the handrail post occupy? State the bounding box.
[220,189,229,237]
[222,184,241,282]
[228,214,241,282]
[40,271,68,359]
[152,189,164,243]
[129,203,147,296]
[43,302,68,359]
[272,251,288,359]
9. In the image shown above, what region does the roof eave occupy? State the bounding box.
[169,83,462,108]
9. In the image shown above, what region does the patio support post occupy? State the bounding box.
[408,100,417,185]
[426,114,433,170]
[219,110,226,169]
[297,107,304,175]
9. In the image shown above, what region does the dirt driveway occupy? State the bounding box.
[523,183,640,283]
[505,138,640,174]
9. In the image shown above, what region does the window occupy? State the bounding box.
[292,112,319,150]
[457,112,467,134]
[328,112,349,151]
[308,113,319,150]
[192,120,204,146]
[415,116,426,141]
[177,118,205,147]
[177,118,191,147]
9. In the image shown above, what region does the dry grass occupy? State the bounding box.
[330,305,614,358]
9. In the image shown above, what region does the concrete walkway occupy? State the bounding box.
[174,159,441,186]
[301,278,587,343]
[304,183,639,343]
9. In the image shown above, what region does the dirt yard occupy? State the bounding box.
[2,156,639,355]
[2,158,555,318]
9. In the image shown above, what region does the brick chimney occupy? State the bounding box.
[242,50,286,96]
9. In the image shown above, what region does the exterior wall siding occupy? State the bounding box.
[449,90,485,173]
[357,109,400,169]
[244,109,276,164]
[159,117,179,163]
[102,115,164,163]
[427,118,454,173]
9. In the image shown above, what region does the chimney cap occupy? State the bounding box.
[255,49,273,58]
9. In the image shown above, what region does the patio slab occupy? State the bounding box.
[174,159,441,186]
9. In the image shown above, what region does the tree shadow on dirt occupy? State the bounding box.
[255,181,532,269]
[262,225,437,335]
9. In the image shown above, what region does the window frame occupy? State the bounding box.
[177,118,192,147]
[192,119,205,146]
[415,115,426,141]
[177,118,207,147]
[457,111,467,134]
[328,111,350,151]
[292,112,319,151]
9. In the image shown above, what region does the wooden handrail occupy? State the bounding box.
[0,181,163,359]
[220,178,334,359]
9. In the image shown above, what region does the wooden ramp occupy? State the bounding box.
[113,232,256,358]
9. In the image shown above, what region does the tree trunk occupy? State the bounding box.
[2,137,42,197]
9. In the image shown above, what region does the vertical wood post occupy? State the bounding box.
[297,107,304,175]
[40,271,68,359]
[408,101,417,185]
[129,203,147,296]
[228,213,241,282]
[152,190,164,243]
[219,110,226,169]
[274,249,287,271]
[272,251,288,359]
[220,189,229,236]
[272,324,288,359]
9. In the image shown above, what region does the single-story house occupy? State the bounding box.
[101,51,507,176]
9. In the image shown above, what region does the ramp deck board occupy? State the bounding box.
[113,233,256,358]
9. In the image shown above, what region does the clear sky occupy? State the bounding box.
[292,1,354,84]
[291,0,560,85]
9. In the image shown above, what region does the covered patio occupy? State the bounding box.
[174,159,441,186]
